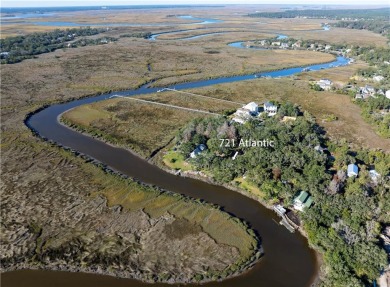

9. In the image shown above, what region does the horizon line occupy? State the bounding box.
[2,3,389,8]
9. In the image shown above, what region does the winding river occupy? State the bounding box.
[3,24,349,287]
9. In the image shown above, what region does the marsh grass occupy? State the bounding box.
[62,97,209,158]
[85,164,257,257]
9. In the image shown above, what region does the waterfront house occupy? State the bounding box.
[190,144,207,158]
[243,102,259,115]
[280,43,289,49]
[361,85,375,96]
[263,101,278,116]
[317,79,333,90]
[347,164,359,177]
[232,102,259,123]
[293,191,313,212]
[357,85,376,99]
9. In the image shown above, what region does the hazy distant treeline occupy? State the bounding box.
[248,8,389,20]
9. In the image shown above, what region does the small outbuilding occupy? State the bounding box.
[347,164,359,177]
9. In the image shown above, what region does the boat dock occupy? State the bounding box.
[272,204,297,233]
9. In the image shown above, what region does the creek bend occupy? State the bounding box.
[2,29,350,287]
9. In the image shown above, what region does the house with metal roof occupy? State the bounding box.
[243,102,259,115]
[347,164,359,177]
[317,79,333,91]
[263,101,278,116]
[293,191,313,212]
[190,144,207,158]
[232,102,259,124]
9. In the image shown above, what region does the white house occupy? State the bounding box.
[357,85,376,99]
[243,102,259,115]
[347,164,359,177]
[232,102,259,123]
[271,41,281,46]
[317,79,333,90]
[190,144,207,158]
[386,90,390,99]
[362,85,375,95]
[263,101,278,116]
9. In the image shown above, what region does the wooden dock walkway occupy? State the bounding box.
[272,204,296,233]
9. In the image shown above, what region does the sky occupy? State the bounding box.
[2,0,389,7]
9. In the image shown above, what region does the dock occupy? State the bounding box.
[279,218,296,233]
[272,204,296,233]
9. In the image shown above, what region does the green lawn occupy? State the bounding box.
[163,150,193,171]
[234,177,265,199]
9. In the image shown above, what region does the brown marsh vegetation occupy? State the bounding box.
[2,6,389,284]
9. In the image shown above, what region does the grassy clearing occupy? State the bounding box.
[163,150,193,171]
[234,177,265,199]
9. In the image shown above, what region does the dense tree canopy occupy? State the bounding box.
[173,103,389,286]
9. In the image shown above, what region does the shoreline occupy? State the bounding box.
[16,43,344,284]
[6,107,264,285]
[56,113,322,286]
